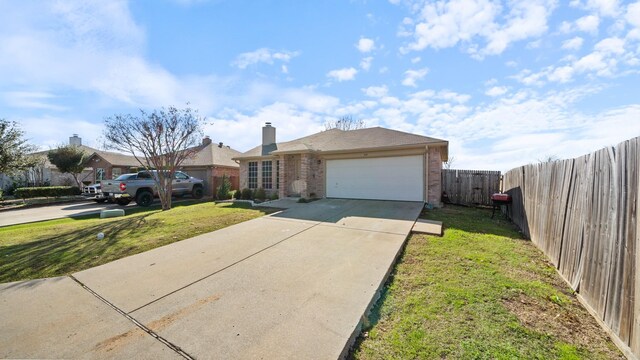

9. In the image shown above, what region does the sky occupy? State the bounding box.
[1,0,639,172]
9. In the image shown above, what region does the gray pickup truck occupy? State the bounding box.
[100,170,205,207]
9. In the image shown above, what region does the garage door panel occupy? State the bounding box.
[326,155,423,201]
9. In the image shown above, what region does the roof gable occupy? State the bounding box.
[180,142,242,168]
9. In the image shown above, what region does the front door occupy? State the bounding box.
[288,158,302,196]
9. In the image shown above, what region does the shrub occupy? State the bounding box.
[232,190,241,199]
[216,174,232,200]
[241,188,253,200]
[14,186,81,199]
[254,188,266,201]
[0,188,3,201]
[269,192,279,201]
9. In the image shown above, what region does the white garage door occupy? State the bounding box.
[326,155,424,201]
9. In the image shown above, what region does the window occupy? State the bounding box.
[276,160,280,190]
[174,172,189,180]
[112,168,121,179]
[137,171,152,179]
[115,174,137,181]
[96,168,105,182]
[262,161,272,189]
[248,162,258,189]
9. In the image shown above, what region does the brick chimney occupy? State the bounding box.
[69,134,82,146]
[202,136,212,146]
[262,122,276,146]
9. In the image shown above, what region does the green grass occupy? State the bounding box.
[0,201,274,283]
[352,205,624,360]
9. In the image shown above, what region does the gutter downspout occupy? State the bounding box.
[425,146,429,204]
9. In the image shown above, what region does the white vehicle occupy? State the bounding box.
[82,183,109,203]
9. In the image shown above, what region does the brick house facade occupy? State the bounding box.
[236,123,448,205]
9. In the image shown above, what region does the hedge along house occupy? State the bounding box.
[234,123,449,204]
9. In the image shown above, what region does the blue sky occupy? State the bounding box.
[1,0,639,171]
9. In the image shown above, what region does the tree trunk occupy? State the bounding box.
[160,179,173,211]
[73,173,82,189]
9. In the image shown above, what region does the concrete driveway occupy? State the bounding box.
[0,201,134,227]
[0,199,423,359]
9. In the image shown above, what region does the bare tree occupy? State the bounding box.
[324,115,365,131]
[103,105,203,210]
[443,155,455,170]
[538,154,559,163]
[26,154,49,186]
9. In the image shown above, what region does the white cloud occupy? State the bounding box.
[20,116,103,150]
[402,0,500,52]
[482,1,552,56]
[574,52,609,72]
[232,48,299,69]
[594,37,625,54]
[571,0,620,17]
[205,103,327,152]
[2,91,67,111]
[485,86,508,97]
[514,34,630,86]
[402,68,429,87]
[0,1,225,112]
[547,66,576,82]
[356,37,376,53]
[562,36,584,50]
[362,85,389,98]
[401,0,555,58]
[360,56,373,71]
[576,15,600,34]
[411,56,421,63]
[326,67,358,82]
[627,2,640,28]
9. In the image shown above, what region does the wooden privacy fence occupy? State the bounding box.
[442,169,501,206]
[503,136,639,359]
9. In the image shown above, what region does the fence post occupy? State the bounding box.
[634,145,640,355]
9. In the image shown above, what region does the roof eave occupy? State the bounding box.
[312,141,448,156]
[232,154,280,161]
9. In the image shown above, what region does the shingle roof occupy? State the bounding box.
[33,145,105,168]
[91,150,140,167]
[236,127,448,159]
[180,142,242,168]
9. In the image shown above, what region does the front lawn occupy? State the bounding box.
[352,205,624,359]
[0,201,274,283]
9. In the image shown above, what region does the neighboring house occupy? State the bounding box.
[17,135,98,187]
[87,136,240,195]
[1,134,241,196]
[178,137,242,195]
[84,149,141,183]
[234,123,449,204]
